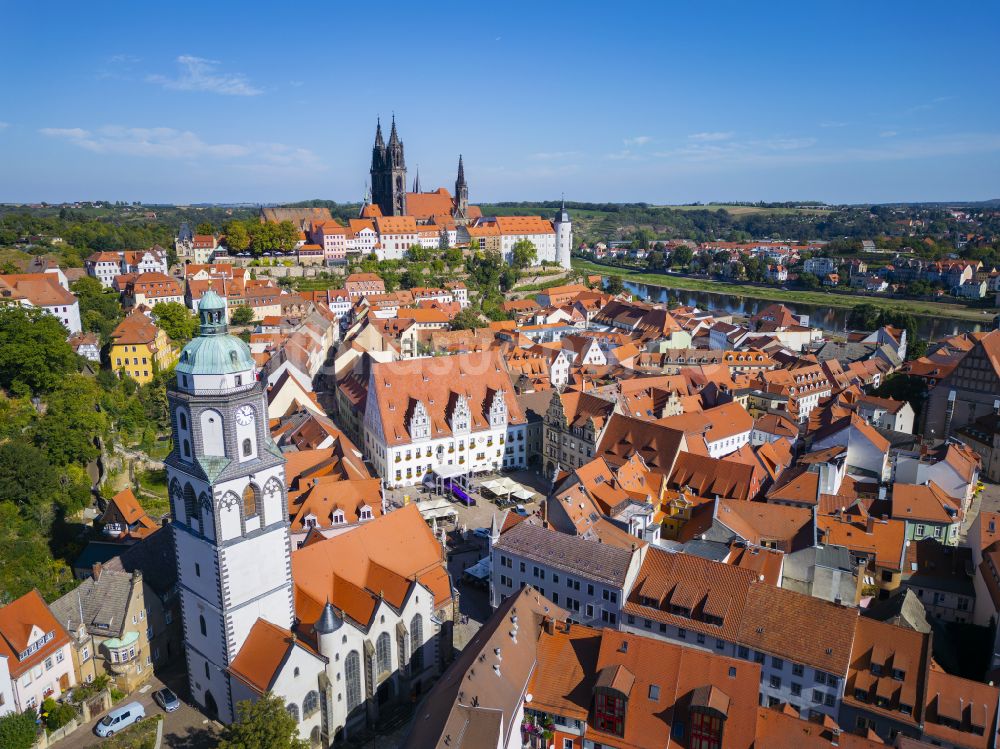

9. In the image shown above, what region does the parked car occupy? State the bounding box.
[153,687,180,713]
[95,701,145,737]
[514,505,529,516]
[472,527,491,539]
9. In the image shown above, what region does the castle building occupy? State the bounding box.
[169,290,454,743]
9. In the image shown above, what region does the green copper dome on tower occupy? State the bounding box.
[175,288,255,377]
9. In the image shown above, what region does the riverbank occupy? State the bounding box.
[572,259,995,323]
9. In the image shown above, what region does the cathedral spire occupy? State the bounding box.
[454,154,469,220]
[374,117,384,148]
[457,154,466,185]
[412,165,421,193]
[389,114,400,146]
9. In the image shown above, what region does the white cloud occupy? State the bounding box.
[623,135,652,147]
[688,131,734,142]
[820,121,848,128]
[0,121,9,130]
[880,130,898,138]
[147,55,262,96]
[39,125,315,169]
[108,54,141,64]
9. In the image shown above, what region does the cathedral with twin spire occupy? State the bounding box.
[368,116,470,222]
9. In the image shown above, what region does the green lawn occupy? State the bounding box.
[135,468,170,517]
[573,259,995,322]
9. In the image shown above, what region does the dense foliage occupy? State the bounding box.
[0,708,38,749]
[219,692,308,749]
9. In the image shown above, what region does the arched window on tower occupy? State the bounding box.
[183,484,198,524]
[199,615,207,636]
[286,703,299,723]
[182,439,191,458]
[242,438,252,457]
[242,484,259,519]
[345,651,361,711]
[179,411,187,430]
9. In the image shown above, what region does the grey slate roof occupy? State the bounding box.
[104,524,178,597]
[50,568,136,637]
[494,522,634,588]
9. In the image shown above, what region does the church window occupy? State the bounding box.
[286,703,299,723]
[182,439,191,458]
[376,632,391,677]
[183,484,198,522]
[179,412,187,430]
[411,614,424,672]
[345,651,362,711]
[242,438,252,457]
[242,484,259,518]
[303,690,319,718]
[199,615,207,636]
[204,662,209,678]
[293,667,300,678]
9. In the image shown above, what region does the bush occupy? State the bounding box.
[71,673,110,702]
[42,698,78,733]
[110,687,126,703]
[0,708,38,749]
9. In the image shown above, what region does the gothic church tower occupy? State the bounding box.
[167,290,293,723]
[370,116,407,216]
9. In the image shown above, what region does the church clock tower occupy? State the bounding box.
[167,290,292,723]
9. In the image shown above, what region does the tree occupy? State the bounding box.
[400,267,424,290]
[72,276,124,342]
[219,692,308,749]
[196,222,215,235]
[645,251,664,270]
[0,306,79,395]
[230,306,256,326]
[670,246,693,268]
[224,221,251,252]
[798,272,820,289]
[451,307,485,330]
[152,302,199,343]
[605,275,625,295]
[407,245,429,262]
[0,708,38,749]
[511,239,537,269]
[847,303,881,331]
[32,375,108,465]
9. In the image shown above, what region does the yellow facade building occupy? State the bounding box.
[110,311,178,383]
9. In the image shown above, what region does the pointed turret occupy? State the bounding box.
[374,117,384,148]
[388,114,400,146]
[315,599,341,635]
[412,166,421,193]
[454,154,469,220]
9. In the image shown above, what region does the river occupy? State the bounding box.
[621,280,990,341]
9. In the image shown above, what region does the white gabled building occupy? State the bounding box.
[362,351,527,487]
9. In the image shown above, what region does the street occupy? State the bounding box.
[57,665,219,749]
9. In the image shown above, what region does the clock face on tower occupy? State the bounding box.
[235,405,254,426]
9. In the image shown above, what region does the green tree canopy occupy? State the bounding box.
[219,693,308,749]
[450,307,485,330]
[511,239,537,269]
[224,221,251,252]
[72,276,124,342]
[0,707,38,749]
[32,375,108,465]
[230,305,256,326]
[670,246,693,268]
[0,306,79,395]
[196,222,215,235]
[605,276,625,295]
[152,302,199,343]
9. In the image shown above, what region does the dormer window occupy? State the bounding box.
[594,692,626,737]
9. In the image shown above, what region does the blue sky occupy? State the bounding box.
[2,1,998,205]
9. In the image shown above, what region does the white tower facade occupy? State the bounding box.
[167,290,293,723]
[554,199,573,270]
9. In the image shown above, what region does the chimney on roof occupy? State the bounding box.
[92,562,102,580]
[542,617,555,635]
[866,514,875,534]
